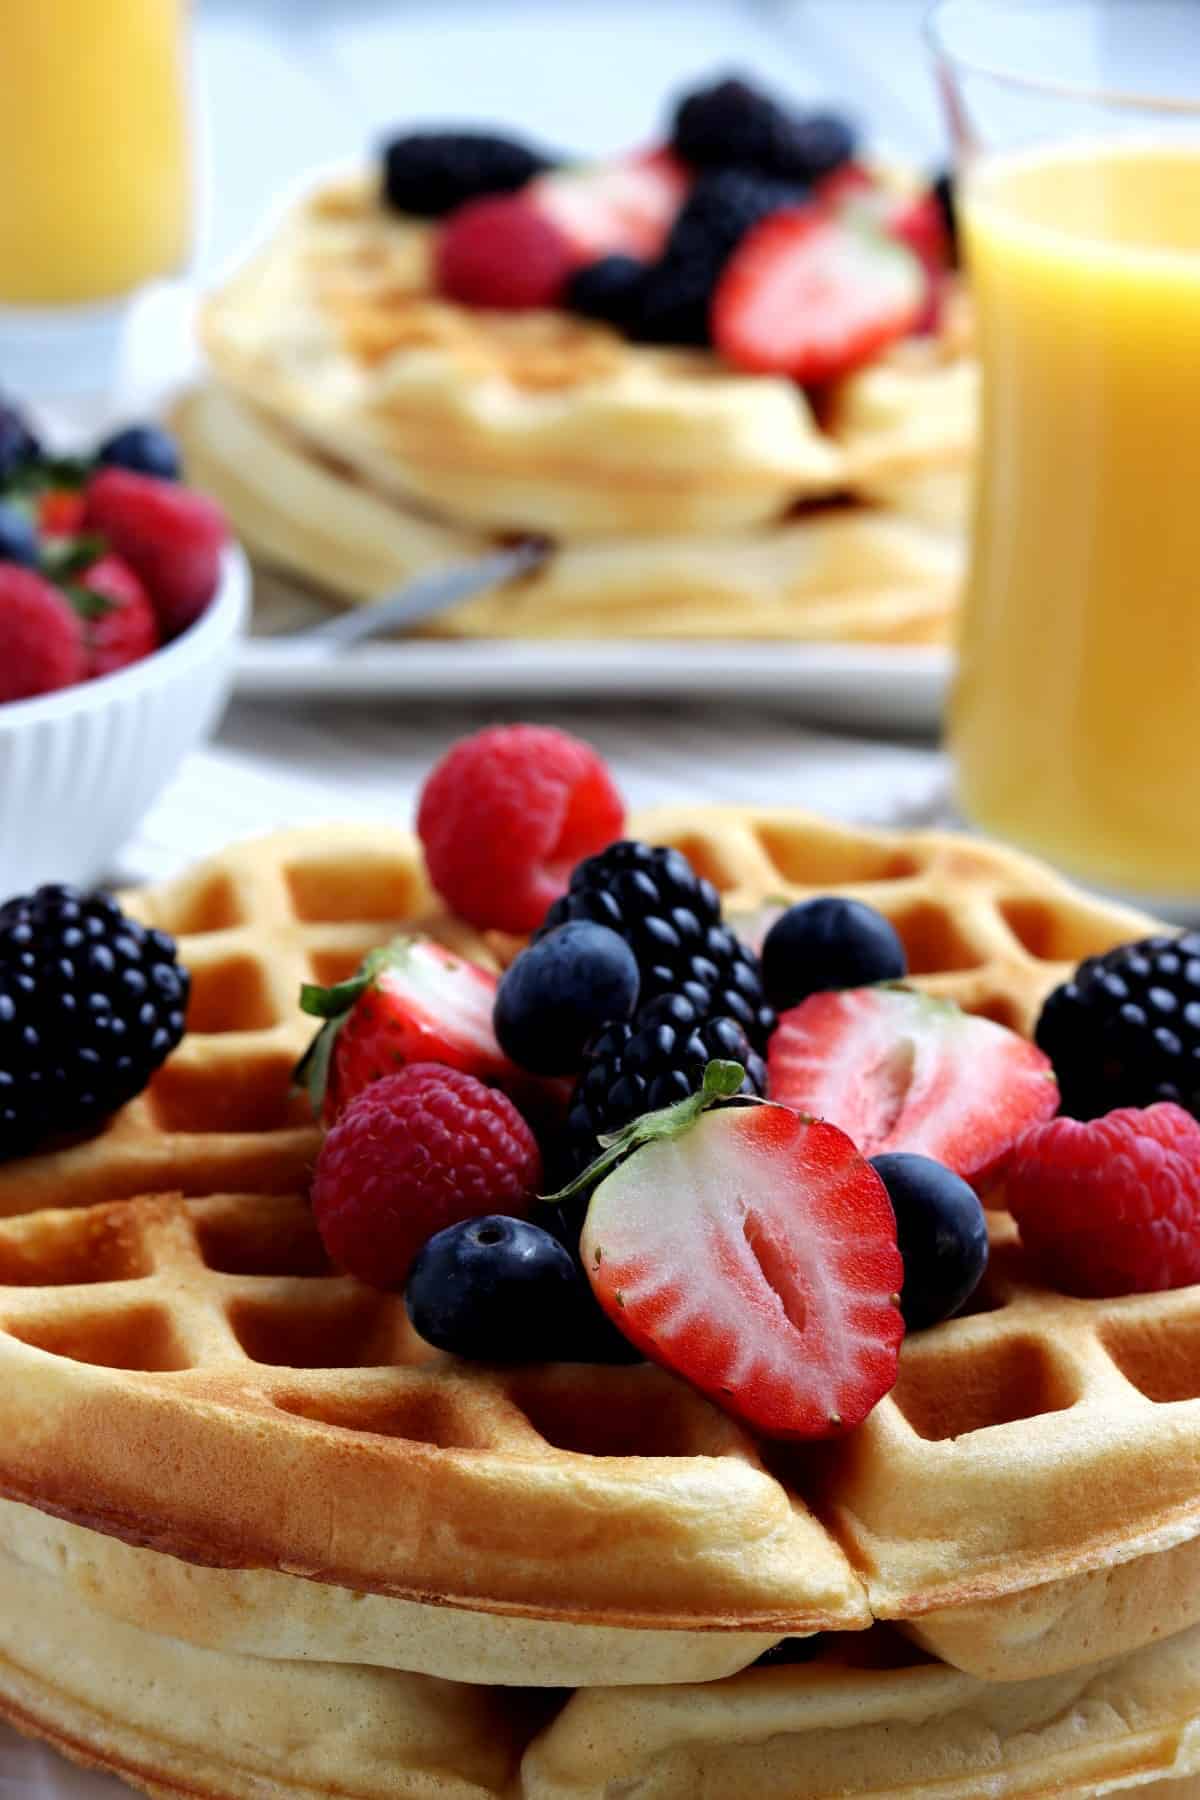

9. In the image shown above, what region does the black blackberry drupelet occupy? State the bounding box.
[634,167,805,346]
[0,885,190,1159]
[539,839,775,1049]
[671,75,856,184]
[380,130,557,217]
[1035,933,1200,1121]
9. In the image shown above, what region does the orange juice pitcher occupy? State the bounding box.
[930,0,1200,905]
[0,0,191,384]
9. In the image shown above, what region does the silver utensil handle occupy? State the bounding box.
[295,539,550,651]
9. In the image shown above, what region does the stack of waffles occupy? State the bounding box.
[175,176,973,645]
[1,809,1200,1798]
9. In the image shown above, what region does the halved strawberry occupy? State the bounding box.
[577,1082,904,1439]
[711,206,925,383]
[768,987,1059,1193]
[531,148,690,263]
[297,935,558,1124]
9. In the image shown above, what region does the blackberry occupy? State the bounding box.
[1035,933,1200,1121]
[0,885,190,1159]
[671,74,856,183]
[565,255,648,332]
[381,130,557,218]
[0,399,41,488]
[560,994,767,1186]
[634,167,803,346]
[539,839,775,1048]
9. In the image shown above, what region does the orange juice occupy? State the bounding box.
[0,0,190,306]
[952,141,1200,897]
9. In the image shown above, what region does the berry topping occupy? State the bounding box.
[671,75,856,183]
[494,921,640,1077]
[712,206,925,383]
[1035,934,1200,1121]
[381,130,557,219]
[565,254,648,331]
[761,896,907,1011]
[768,987,1058,1192]
[0,884,188,1158]
[540,839,774,1045]
[298,934,536,1124]
[0,501,38,567]
[417,725,624,935]
[558,1064,904,1438]
[311,1064,543,1290]
[76,552,159,680]
[0,398,41,485]
[636,167,804,347]
[1006,1104,1200,1298]
[405,1215,590,1362]
[96,423,181,482]
[869,1151,988,1330]
[84,467,227,640]
[435,192,577,311]
[563,992,765,1182]
[532,149,690,265]
[0,566,86,702]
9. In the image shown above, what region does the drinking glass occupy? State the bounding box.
[928,0,1200,904]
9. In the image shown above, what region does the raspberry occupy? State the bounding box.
[84,467,227,640]
[1006,1103,1200,1297]
[435,193,577,310]
[0,567,85,702]
[311,1064,543,1290]
[77,553,159,679]
[417,725,624,934]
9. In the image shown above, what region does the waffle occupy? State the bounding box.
[181,170,973,642]
[1,808,1194,1697]
[3,1534,1200,1800]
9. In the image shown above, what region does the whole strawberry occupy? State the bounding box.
[1006,1103,1200,1298]
[76,553,159,679]
[85,467,227,639]
[0,567,86,702]
[311,1063,543,1290]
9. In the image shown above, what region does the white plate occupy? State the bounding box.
[236,635,950,733]
[235,575,950,732]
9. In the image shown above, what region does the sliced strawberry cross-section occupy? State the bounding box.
[767,986,1059,1193]
[298,934,550,1125]
[568,1069,904,1440]
[712,204,925,384]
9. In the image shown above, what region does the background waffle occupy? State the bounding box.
[180,171,973,642]
[0,812,1194,1691]
[2,1538,1200,1800]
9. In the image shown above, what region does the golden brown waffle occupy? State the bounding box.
[3,1535,1200,1800]
[183,170,973,643]
[0,809,1189,1694]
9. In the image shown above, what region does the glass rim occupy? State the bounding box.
[924,0,1200,117]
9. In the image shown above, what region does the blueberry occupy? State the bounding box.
[761,897,906,1011]
[95,424,181,481]
[0,401,40,486]
[0,502,38,567]
[870,1152,988,1331]
[494,920,639,1076]
[405,1214,592,1362]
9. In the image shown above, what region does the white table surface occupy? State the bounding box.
[74,0,952,885]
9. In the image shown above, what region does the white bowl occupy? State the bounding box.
[0,545,249,895]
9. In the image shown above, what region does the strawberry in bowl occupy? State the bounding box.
[0,396,248,891]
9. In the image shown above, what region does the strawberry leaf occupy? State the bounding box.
[42,534,107,582]
[542,1058,751,1203]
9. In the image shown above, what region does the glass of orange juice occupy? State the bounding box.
[0,0,192,391]
[929,0,1200,906]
